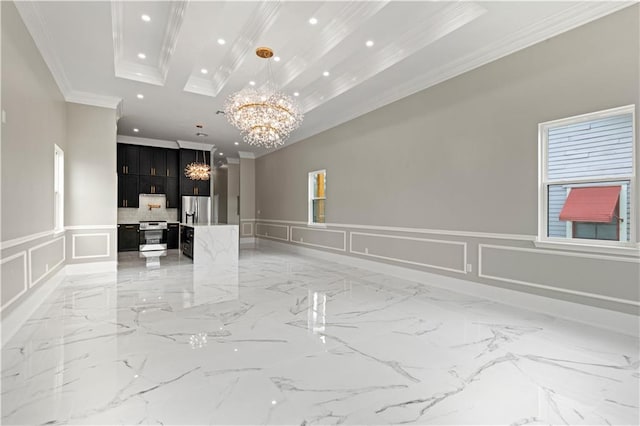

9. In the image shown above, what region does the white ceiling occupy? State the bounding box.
[15,1,633,161]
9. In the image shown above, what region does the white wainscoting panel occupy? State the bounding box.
[255,223,289,241]
[350,232,467,274]
[479,244,640,306]
[72,233,110,260]
[241,222,254,237]
[289,226,347,251]
[28,237,65,288]
[0,252,28,311]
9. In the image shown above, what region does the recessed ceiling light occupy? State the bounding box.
[217,38,226,45]
[293,92,299,97]
[323,71,330,77]
[141,14,151,22]
[309,17,318,25]
[273,56,280,62]
[365,40,374,47]
[249,81,256,86]
[133,128,139,132]
[219,152,224,156]
[234,142,239,146]
[137,52,146,59]
[201,68,208,74]
[136,94,144,99]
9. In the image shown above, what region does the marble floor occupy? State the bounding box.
[1,247,638,425]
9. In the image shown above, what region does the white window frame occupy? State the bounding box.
[536,104,638,255]
[54,144,64,234]
[308,169,326,227]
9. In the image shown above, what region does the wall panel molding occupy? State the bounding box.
[0,251,28,311]
[71,233,110,260]
[1,230,55,250]
[478,244,640,306]
[241,222,254,237]
[350,231,467,274]
[289,226,347,251]
[28,236,65,288]
[255,223,289,241]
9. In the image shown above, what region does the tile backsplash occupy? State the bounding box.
[118,194,179,223]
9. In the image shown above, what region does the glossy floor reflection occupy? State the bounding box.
[2,248,638,425]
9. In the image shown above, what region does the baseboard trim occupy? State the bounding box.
[257,238,639,337]
[1,266,66,347]
[66,261,117,275]
[240,237,256,246]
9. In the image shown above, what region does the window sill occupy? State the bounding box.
[534,239,640,257]
[307,223,327,229]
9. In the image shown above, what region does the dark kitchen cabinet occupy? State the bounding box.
[117,144,140,175]
[179,149,211,196]
[166,149,179,178]
[139,175,165,194]
[140,147,167,176]
[118,224,139,251]
[167,223,179,249]
[166,178,178,208]
[118,175,139,207]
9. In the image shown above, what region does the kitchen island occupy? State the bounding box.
[180,224,238,265]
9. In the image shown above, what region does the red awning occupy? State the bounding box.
[559,186,621,223]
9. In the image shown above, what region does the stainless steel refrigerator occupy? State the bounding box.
[182,196,211,224]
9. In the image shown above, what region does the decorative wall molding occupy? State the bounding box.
[66,91,121,109]
[478,244,640,307]
[1,230,55,251]
[255,223,289,242]
[257,238,639,336]
[71,233,111,260]
[289,226,347,252]
[241,222,254,237]
[257,219,534,241]
[28,236,65,288]
[226,158,240,165]
[65,225,117,231]
[0,251,28,311]
[350,231,468,274]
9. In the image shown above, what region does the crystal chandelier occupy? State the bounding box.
[184,151,211,181]
[224,47,303,149]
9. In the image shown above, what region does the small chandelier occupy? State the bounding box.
[224,47,303,149]
[184,151,211,181]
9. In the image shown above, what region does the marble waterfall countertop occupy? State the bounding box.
[182,223,238,265]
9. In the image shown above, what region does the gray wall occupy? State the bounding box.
[1,1,67,316]
[227,162,240,225]
[255,6,640,314]
[65,103,117,265]
[239,156,255,238]
[215,167,228,224]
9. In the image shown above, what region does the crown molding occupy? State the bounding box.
[238,151,256,159]
[66,91,122,110]
[117,135,179,149]
[226,158,240,165]
[176,140,216,151]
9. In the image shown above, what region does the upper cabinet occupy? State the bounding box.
[140,147,167,176]
[166,149,179,178]
[117,144,139,175]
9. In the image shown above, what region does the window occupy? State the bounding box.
[54,144,64,232]
[538,105,636,250]
[308,170,326,225]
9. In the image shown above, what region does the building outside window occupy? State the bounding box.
[308,170,326,225]
[54,144,64,232]
[538,105,635,249]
